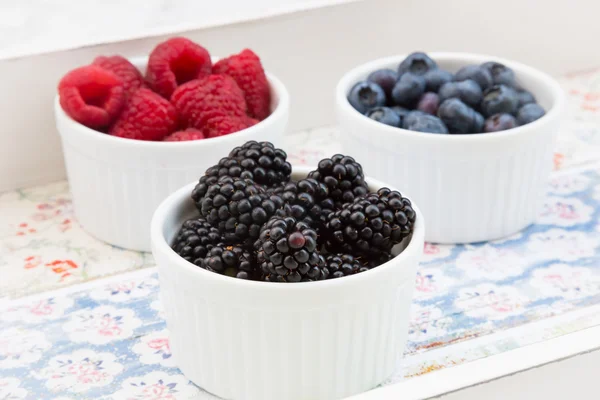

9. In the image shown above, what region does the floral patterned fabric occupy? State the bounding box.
[2,68,600,398]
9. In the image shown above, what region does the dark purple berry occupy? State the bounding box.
[367,69,398,98]
[405,114,448,134]
[348,81,386,114]
[481,85,519,117]
[228,141,292,188]
[391,73,426,106]
[203,244,256,279]
[484,113,517,132]
[438,80,482,108]
[398,52,437,76]
[423,69,453,92]
[454,65,493,90]
[481,61,516,87]
[308,154,368,209]
[416,92,440,115]
[325,188,415,256]
[401,110,427,129]
[516,89,536,108]
[256,216,328,282]
[365,106,401,127]
[517,103,545,125]
[171,218,223,267]
[438,98,483,134]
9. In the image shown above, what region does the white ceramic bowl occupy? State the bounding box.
[55,57,289,252]
[151,166,424,400]
[336,52,565,244]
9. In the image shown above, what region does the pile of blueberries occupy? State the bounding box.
[348,52,546,134]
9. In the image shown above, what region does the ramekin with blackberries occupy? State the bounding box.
[151,141,424,400]
[337,52,564,244]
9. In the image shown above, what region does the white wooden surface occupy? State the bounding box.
[351,319,600,399]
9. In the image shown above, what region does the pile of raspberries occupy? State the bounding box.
[58,37,271,141]
[172,141,417,283]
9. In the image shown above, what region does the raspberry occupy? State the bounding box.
[213,49,271,120]
[246,118,259,127]
[204,115,250,138]
[163,128,205,142]
[109,88,178,141]
[93,55,144,97]
[58,65,125,130]
[146,37,212,99]
[171,74,247,130]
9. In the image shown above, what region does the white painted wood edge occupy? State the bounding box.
[348,317,600,399]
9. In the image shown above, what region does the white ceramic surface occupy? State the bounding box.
[336,52,565,244]
[151,166,425,400]
[55,57,289,252]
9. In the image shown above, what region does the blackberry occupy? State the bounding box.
[191,157,252,206]
[229,141,292,187]
[256,216,328,282]
[308,155,369,209]
[325,253,369,279]
[325,188,415,256]
[367,252,393,269]
[270,178,335,225]
[200,177,277,245]
[203,244,256,279]
[171,217,222,267]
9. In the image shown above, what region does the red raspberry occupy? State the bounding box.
[246,117,259,127]
[146,37,212,99]
[204,115,251,138]
[58,65,125,130]
[109,88,177,141]
[163,128,205,142]
[171,74,247,129]
[212,49,271,120]
[93,55,145,97]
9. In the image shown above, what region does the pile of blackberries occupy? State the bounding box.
[348,52,546,134]
[172,140,416,282]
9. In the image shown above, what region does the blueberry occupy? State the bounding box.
[516,89,536,108]
[347,81,386,114]
[437,98,482,134]
[438,80,482,108]
[404,114,448,134]
[480,85,519,117]
[416,92,440,115]
[365,107,401,127]
[484,113,517,132]
[517,103,545,125]
[398,52,437,76]
[423,69,454,92]
[455,65,493,90]
[482,61,516,87]
[473,111,485,133]
[402,110,428,129]
[390,105,410,118]
[367,69,398,98]
[391,73,426,106]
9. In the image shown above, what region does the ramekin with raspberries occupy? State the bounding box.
[54,37,289,251]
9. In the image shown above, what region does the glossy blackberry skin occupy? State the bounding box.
[269,178,335,225]
[203,244,256,279]
[191,157,253,205]
[229,141,292,187]
[256,216,328,282]
[308,154,369,209]
[325,253,369,279]
[171,218,222,267]
[325,188,416,256]
[200,177,277,245]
